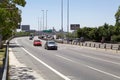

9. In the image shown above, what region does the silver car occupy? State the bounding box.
[44,40,58,50]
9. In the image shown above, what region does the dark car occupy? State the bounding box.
[29,36,33,40]
[44,40,57,50]
[33,40,42,46]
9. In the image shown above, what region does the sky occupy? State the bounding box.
[19,0,120,31]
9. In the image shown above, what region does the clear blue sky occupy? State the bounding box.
[20,0,120,31]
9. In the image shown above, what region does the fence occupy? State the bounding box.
[2,42,9,80]
[63,40,120,51]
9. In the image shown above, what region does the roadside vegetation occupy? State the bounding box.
[0,48,5,79]
[0,0,26,79]
[0,0,26,48]
[65,6,120,43]
[15,32,31,37]
[0,48,5,66]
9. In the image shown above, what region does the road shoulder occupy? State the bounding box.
[9,48,45,80]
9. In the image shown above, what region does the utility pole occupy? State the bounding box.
[67,0,69,33]
[40,17,42,31]
[46,10,48,30]
[38,17,39,31]
[41,10,44,30]
[61,0,63,32]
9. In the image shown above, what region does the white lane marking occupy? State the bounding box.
[56,55,120,79]
[15,40,71,80]
[80,54,120,66]
[56,55,74,62]
[87,65,120,79]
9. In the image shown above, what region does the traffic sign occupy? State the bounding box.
[70,24,80,30]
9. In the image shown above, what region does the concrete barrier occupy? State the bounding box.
[63,40,120,51]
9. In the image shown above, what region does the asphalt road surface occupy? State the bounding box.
[9,36,120,80]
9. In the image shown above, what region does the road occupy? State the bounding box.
[9,36,120,80]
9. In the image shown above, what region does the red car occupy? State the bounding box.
[33,40,42,46]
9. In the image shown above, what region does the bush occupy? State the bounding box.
[15,32,31,37]
[111,35,120,43]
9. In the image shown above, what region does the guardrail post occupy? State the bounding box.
[89,43,91,47]
[99,44,100,48]
[76,42,77,45]
[94,43,95,47]
[85,43,87,46]
[118,45,120,50]
[82,43,83,46]
[111,44,113,49]
[79,42,80,45]
[104,44,106,49]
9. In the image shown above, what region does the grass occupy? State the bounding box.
[0,48,5,66]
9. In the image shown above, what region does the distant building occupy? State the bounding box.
[21,25,30,31]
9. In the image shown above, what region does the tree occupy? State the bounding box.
[0,0,26,40]
[77,28,83,38]
[88,28,98,41]
[115,6,120,27]
[77,27,93,40]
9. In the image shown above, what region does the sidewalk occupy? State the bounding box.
[9,48,45,80]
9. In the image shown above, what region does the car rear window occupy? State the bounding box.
[48,42,55,44]
[34,40,40,42]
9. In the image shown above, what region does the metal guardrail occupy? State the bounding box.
[2,42,9,80]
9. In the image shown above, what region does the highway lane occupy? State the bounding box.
[10,36,120,80]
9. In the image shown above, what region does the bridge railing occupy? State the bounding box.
[2,41,9,80]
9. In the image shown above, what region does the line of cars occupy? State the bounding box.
[29,36,58,50]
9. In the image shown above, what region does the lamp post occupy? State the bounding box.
[41,10,44,30]
[67,0,69,33]
[46,10,48,30]
[38,17,40,32]
[61,0,63,32]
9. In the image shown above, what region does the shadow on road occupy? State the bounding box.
[9,42,24,48]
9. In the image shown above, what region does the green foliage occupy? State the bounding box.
[115,6,120,27]
[114,26,120,35]
[75,6,120,42]
[0,48,5,70]
[66,32,76,38]
[76,23,117,42]
[88,28,98,41]
[77,27,98,41]
[15,32,30,36]
[13,0,26,7]
[56,33,64,39]
[111,35,120,42]
[0,0,26,40]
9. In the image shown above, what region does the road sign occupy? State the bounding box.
[43,30,52,33]
[70,24,80,30]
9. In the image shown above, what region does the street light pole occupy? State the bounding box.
[67,0,69,33]
[38,17,40,31]
[46,10,48,30]
[61,0,63,32]
[40,17,42,31]
[42,10,44,30]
